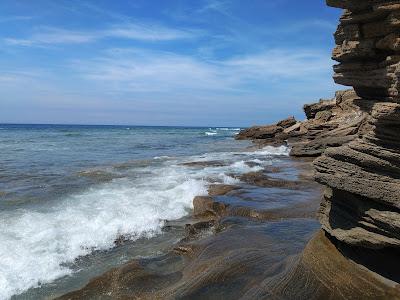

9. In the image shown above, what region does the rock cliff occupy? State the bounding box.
[316,0,400,250]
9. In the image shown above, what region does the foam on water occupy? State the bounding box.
[205,131,217,136]
[204,127,241,136]
[0,165,207,299]
[253,145,290,156]
[216,128,241,131]
[0,144,289,299]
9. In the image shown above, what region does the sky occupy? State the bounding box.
[0,0,342,127]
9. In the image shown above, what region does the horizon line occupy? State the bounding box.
[0,122,245,128]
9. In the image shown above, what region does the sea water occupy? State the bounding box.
[0,124,290,299]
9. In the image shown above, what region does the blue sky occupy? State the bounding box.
[0,0,341,126]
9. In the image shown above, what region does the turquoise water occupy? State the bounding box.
[0,124,292,299]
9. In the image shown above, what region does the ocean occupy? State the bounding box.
[0,124,291,299]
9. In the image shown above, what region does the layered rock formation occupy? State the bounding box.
[236,89,370,157]
[316,0,400,251]
[328,0,400,101]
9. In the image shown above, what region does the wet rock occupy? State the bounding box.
[58,254,184,300]
[173,245,194,255]
[180,160,227,167]
[238,171,306,189]
[77,169,121,182]
[207,184,240,196]
[259,230,400,299]
[184,221,215,240]
[58,218,323,300]
[192,196,228,218]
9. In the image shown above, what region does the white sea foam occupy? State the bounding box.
[253,145,290,156]
[229,161,263,173]
[216,128,241,131]
[205,131,217,136]
[0,165,207,299]
[0,144,290,299]
[153,155,171,160]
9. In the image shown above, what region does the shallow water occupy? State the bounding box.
[0,124,297,300]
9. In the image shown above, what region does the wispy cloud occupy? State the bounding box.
[225,49,330,78]
[0,16,33,23]
[3,23,198,47]
[0,70,42,84]
[105,24,196,41]
[4,27,97,46]
[71,47,331,95]
[197,0,230,14]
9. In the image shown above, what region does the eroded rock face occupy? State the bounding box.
[328,0,400,102]
[237,89,372,157]
[315,0,400,250]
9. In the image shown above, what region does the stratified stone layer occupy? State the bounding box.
[315,0,400,249]
[328,0,400,102]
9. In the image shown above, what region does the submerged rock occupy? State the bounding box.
[180,160,227,167]
[192,196,228,218]
[238,171,307,190]
[207,184,240,196]
[258,230,400,299]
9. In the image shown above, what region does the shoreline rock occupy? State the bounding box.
[236,89,371,157]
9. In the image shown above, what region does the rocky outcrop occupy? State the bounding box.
[235,124,285,141]
[314,0,400,252]
[327,0,400,102]
[236,89,371,157]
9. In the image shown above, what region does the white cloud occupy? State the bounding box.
[105,24,196,41]
[3,23,197,47]
[197,0,230,14]
[71,47,332,95]
[225,49,331,78]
